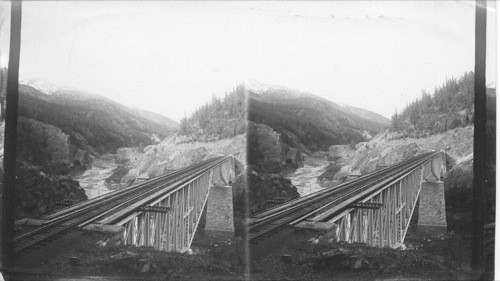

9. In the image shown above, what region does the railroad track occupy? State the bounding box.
[249,151,440,241]
[14,156,229,255]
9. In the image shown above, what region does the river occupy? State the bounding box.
[74,159,116,199]
[285,157,330,197]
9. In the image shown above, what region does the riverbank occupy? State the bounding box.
[74,159,117,199]
[285,157,330,197]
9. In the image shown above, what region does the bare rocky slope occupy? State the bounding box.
[319,126,473,187]
[106,133,246,188]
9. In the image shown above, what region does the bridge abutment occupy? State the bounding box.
[205,185,234,242]
[418,180,447,235]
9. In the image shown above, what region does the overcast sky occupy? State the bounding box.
[0,1,496,122]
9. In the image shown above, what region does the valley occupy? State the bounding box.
[285,157,329,197]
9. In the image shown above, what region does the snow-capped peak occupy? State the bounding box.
[20,78,99,99]
[246,79,313,99]
[21,79,61,95]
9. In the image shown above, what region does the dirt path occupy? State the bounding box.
[75,159,116,199]
[285,157,329,196]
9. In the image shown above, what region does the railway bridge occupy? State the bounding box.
[250,151,448,248]
[14,156,236,254]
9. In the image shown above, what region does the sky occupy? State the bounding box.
[0,1,497,122]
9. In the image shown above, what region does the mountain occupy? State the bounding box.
[18,82,178,156]
[21,79,68,95]
[247,82,390,152]
[130,107,179,130]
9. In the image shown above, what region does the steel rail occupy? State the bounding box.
[251,160,406,219]
[251,151,434,221]
[249,152,440,241]
[251,152,434,226]
[42,156,224,221]
[15,157,225,253]
[90,156,230,225]
[17,156,223,241]
[294,151,440,223]
[14,156,229,254]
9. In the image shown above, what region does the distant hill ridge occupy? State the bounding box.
[247,82,390,151]
[18,82,178,155]
[247,81,390,126]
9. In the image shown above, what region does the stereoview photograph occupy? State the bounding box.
[0,1,496,280]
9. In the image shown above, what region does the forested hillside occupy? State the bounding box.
[390,72,493,137]
[180,84,246,140]
[247,87,390,152]
[18,84,177,154]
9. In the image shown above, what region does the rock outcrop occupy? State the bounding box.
[16,117,91,174]
[248,121,303,174]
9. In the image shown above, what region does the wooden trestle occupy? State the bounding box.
[116,157,234,252]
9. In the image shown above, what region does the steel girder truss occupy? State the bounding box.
[327,152,445,248]
[118,157,234,252]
